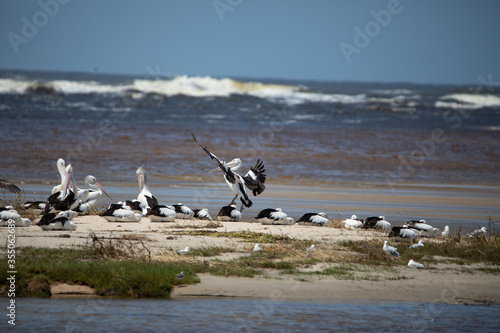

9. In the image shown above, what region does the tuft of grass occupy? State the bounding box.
[173,230,295,244]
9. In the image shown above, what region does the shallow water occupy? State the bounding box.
[3,298,499,332]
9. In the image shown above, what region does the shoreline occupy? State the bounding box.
[3,211,500,305]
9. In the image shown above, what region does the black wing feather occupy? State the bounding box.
[192,133,237,184]
[0,179,21,194]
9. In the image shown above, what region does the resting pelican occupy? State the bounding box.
[136,167,158,216]
[51,158,67,194]
[172,203,194,219]
[99,203,142,222]
[342,215,363,229]
[77,175,112,213]
[217,204,241,221]
[298,212,329,225]
[192,133,266,211]
[193,208,212,220]
[148,205,176,222]
[255,208,293,225]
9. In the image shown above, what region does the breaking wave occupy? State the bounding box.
[436,93,500,110]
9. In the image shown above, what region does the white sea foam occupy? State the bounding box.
[436,93,500,110]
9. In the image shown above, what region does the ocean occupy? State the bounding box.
[1,70,500,331]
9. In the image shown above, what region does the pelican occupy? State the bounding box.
[409,240,425,249]
[193,208,212,220]
[37,211,76,231]
[136,167,158,216]
[45,164,79,212]
[342,215,363,229]
[0,206,31,227]
[99,203,142,222]
[192,133,266,211]
[148,205,176,222]
[442,225,450,237]
[388,226,418,239]
[51,158,67,194]
[63,164,89,211]
[362,216,391,231]
[23,201,46,215]
[172,203,194,219]
[217,204,241,221]
[383,241,400,257]
[255,208,293,225]
[77,175,112,213]
[298,212,329,225]
[408,259,424,269]
[0,179,21,194]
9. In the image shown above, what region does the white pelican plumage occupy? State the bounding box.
[45,164,88,212]
[362,216,392,231]
[468,227,487,238]
[136,167,158,216]
[77,175,111,213]
[217,204,241,221]
[298,212,329,225]
[192,133,266,211]
[51,158,67,194]
[0,206,31,227]
[37,211,76,231]
[255,208,293,225]
[383,241,400,257]
[388,226,418,239]
[99,203,142,222]
[342,215,363,229]
[148,205,176,222]
[193,208,212,220]
[172,203,194,219]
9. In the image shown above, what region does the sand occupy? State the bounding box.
[3,212,500,305]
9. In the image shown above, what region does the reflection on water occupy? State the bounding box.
[8,298,500,332]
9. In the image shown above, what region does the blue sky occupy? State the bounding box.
[1,0,499,85]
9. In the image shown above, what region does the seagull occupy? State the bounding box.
[342,215,363,229]
[193,208,212,220]
[298,212,329,225]
[136,167,158,216]
[409,240,424,249]
[383,241,400,257]
[408,259,424,269]
[253,243,263,252]
[216,204,242,222]
[175,271,185,281]
[442,225,450,237]
[468,227,487,238]
[192,133,266,211]
[0,179,21,194]
[305,244,315,259]
[178,247,190,254]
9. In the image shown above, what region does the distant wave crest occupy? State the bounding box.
[436,93,500,110]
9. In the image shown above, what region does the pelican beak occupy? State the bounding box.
[137,173,143,192]
[225,160,237,169]
[208,167,220,173]
[95,181,112,200]
[62,168,72,198]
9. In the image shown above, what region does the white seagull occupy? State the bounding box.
[409,240,424,249]
[383,241,400,257]
[442,225,450,237]
[408,259,424,269]
[305,244,315,259]
[175,271,185,281]
[253,243,263,252]
[178,246,190,254]
[136,167,158,216]
[192,133,266,211]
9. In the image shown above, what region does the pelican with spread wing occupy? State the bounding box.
[192,133,266,211]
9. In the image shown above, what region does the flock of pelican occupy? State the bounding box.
[0,134,490,245]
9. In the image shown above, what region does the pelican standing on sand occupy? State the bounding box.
[192,133,266,211]
[136,167,158,216]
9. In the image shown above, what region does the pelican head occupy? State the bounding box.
[351,215,357,219]
[85,175,112,199]
[225,158,242,171]
[136,167,147,191]
[57,158,67,179]
[62,164,73,198]
[318,212,327,218]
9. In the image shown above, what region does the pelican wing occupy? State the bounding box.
[192,133,237,184]
[0,179,21,194]
[242,159,266,195]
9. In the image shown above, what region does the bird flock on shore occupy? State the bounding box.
[0,134,491,265]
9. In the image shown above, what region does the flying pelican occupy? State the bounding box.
[148,205,176,222]
[217,204,241,221]
[136,167,158,216]
[409,240,425,249]
[192,133,266,211]
[77,175,112,213]
[51,158,67,194]
[298,212,329,225]
[255,208,293,225]
[193,208,212,220]
[341,215,363,229]
[0,179,21,194]
[383,241,400,257]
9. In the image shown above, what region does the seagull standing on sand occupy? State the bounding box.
[253,243,263,253]
[383,241,400,257]
[409,240,424,249]
[192,133,266,211]
[408,259,424,269]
